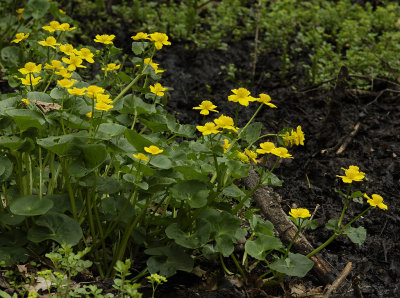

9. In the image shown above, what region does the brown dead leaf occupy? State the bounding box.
[31,99,61,114]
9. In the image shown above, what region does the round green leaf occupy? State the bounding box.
[10,195,53,216]
[270,253,314,277]
[245,235,283,260]
[170,180,209,208]
[27,212,82,246]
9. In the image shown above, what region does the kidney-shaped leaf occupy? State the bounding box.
[169,180,209,208]
[6,109,46,132]
[10,195,53,216]
[28,212,82,246]
[245,235,283,260]
[270,253,314,277]
[165,219,211,249]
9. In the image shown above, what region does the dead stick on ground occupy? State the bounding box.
[324,262,352,298]
[243,167,337,284]
[336,122,361,155]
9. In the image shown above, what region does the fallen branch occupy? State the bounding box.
[324,262,352,297]
[243,167,337,284]
[336,122,361,155]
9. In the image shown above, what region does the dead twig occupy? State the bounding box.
[336,121,361,155]
[324,262,352,298]
[366,88,400,106]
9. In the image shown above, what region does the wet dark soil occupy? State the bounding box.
[155,39,400,297]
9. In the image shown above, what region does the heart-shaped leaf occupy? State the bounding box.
[270,253,314,277]
[170,180,209,208]
[245,235,283,260]
[10,195,53,216]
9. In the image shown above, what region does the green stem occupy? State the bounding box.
[337,184,351,229]
[62,159,78,221]
[285,220,303,258]
[38,147,42,199]
[219,254,233,275]
[231,254,247,283]
[307,206,373,258]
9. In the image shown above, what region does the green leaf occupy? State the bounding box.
[150,155,172,169]
[101,196,134,224]
[0,157,12,182]
[245,235,283,260]
[351,191,363,198]
[27,91,52,103]
[170,180,209,208]
[37,131,89,156]
[0,97,18,114]
[0,247,29,266]
[344,226,366,245]
[225,160,249,179]
[200,209,244,256]
[5,109,46,132]
[241,122,262,145]
[10,195,53,216]
[325,219,339,231]
[132,42,149,55]
[0,136,25,150]
[261,172,283,186]
[1,46,22,66]
[0,212,25,225]
[118,94,156,115]
[165,219,211,249]
[49,87,65,100]
[68,144,108,177]
[145,244,194,277]
[25,0,50,19]
[125,129,153,151]
[28,212,82,246]
[222,185,246,198]
[270,253,314,277]
[96,123,127,140]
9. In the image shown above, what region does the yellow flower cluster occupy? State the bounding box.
[228,88,276,108]
[196,114,238,136]
[237,148,258,163]
[12,32,29,43]
[282,126,305,147]
[42,21,76,32]
[131,32,171,50]
[18,62,42,86]
[133,145,164,162]
[256,141,293,159]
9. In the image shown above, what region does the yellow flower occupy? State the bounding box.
[59,44,75,56]
[256,142,276,154]
[55,67,73,78]
[58,23,76,31]
[147,273,167,284]
[57,78,75,88]
[96,93,112,104]
[140,58,164,74]
[193,100,218,115]
[75,48,95,63]
[12,32,30,43]
[336,165,365,183]
[131,32,150,40]
[21,98,30,105]
[196,122,220,136]
[245,148,258,163]
[62,54,86,71]
[95,101,114,112]
[38,36,59,49]
[19,74,41,86]
[222,139,230,152]
[45,60,63,71]
[86,112,93,118]
[150,83,167,96]
[19,62,42,75]
[133,153,149,162]
[228,88,254,106]
[67,87,86,96]
[237,151,249,163]
[271,147,293,159]
[257,93,277,108]
[144,145,163,155]
[149,32,171,50]
[16,8,24,21]
[42,21,61,32]
[289,208,311,219]
[101,63,120,71]
[214,115,238,132]
[86,85,105,99]
[364,193,388,211]
[94,34,115,45]
[59,9,66,14]
[283,126,305,147]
